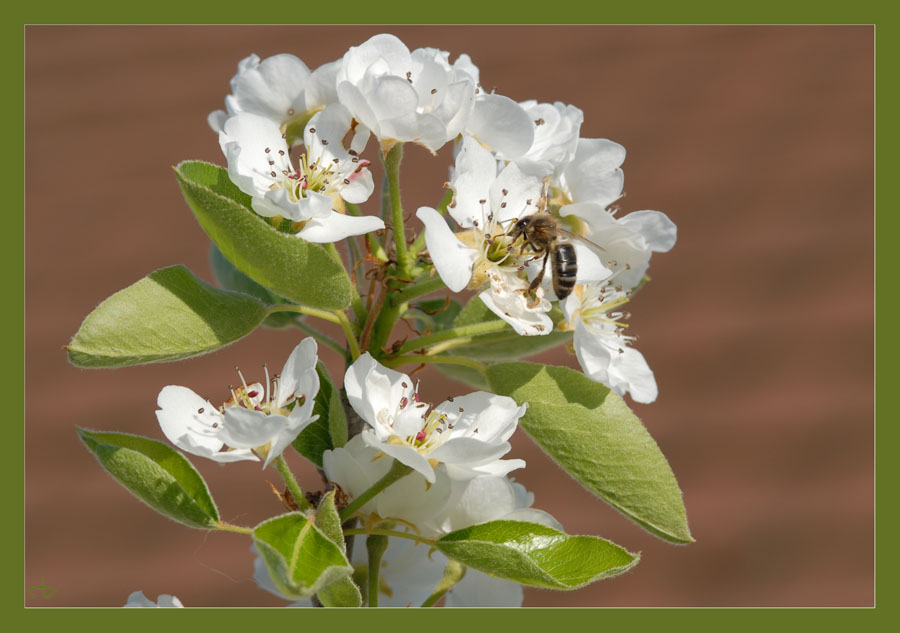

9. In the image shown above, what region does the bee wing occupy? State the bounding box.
[556,227,606,252]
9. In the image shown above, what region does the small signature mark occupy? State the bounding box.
[29,579,56,599]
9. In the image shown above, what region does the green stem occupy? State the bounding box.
[409,188,454,258]
[368,299,403,357]
[395,320,510,355]
[383,354,488,374]
[215,522,253,535]
[392,276,446,305]
[339,461,413,522]
[342,528,435,547]
[274,455,312,512]
[293,320,346,356]
[383,144,411,276]
[366,535,389,608]
[268,304,342,324]
[332,310,361,360]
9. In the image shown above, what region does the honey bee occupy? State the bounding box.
[508,213,604,301]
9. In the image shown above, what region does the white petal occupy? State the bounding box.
[156,386,225,455]
[428,438,512,470]
[618,210,677,253]
[609,346,658,404]
[220,408,290,450]
[229,53,311,124]
[467,94,534,159]
[305,59,342,110]
[504,508,565,532]
[361,431,436,483]
[561,138,626,206]
[276,338,319,409]
[449,135,499,227]
[416,206,477,292]
[489,162,544,225]
[445,569,523,607]
[340,34,411,85]
[571,242,612,284]
[297,212,384,243]
[479,287,553,337]
[207,109,228,133]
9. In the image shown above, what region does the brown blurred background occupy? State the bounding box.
[25,25,873,607]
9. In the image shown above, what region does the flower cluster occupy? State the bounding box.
[94,32,683,610]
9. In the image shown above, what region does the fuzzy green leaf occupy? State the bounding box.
[209,242,296,329]
[435,520,638,590]
[67,265,268,368]
[253,512,354,600]
[314,491,362,607]
[77,428,219,529]
[175,160,352,310]
[487,362,693,544]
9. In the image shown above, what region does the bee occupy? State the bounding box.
[508,213,604,301]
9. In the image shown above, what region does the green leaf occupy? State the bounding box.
[253,512,354,600]
[435,520,638,590]
[175,160,353,310]
[67,265,268,368]
[314,491,362,607]
[209,242,296,329]
[77,428,219,529]
[314,491,345,552]
[292,362,346,467]
[447,298,572,361]
[433,362,490,390]
[487,362,693,544]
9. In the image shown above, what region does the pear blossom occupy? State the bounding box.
[208,53,341,139]
[155,338,320,468]
[123,591,184,608]
[343,353,526,483]
[559,203,677,291]
[219,104,383,243]
[417,135,610,335]
[323,434,452,527]
[561,282,658,403]
[336,34,533,156]
[514,100,584,177]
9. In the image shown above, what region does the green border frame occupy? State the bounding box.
[12,0,887,629]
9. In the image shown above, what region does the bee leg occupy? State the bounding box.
[528,250,550,293]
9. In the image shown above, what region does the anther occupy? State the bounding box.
[197,408,204,414]
[278,150,285,155]
[309,127,316,134]
[535,118,545,125]
[287,108,294,116]
[265,147,271,153]
[430,88,437,94]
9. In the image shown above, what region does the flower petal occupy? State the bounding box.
[297,211,385,243]
[416,207,478,292]
[467,94,534,159]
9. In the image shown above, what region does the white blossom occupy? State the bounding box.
[323,435,452,527]
[515,100,584,177]
[417,135,609,334]
[335,34,533,156]
[545,138,676,290]
[208,53,340,138]
[219,104,383,243]
[559,203,677,291]
[123,591,184,608]
[155,338,320,468]
[561,283,658,403]
[343,353,526,483]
